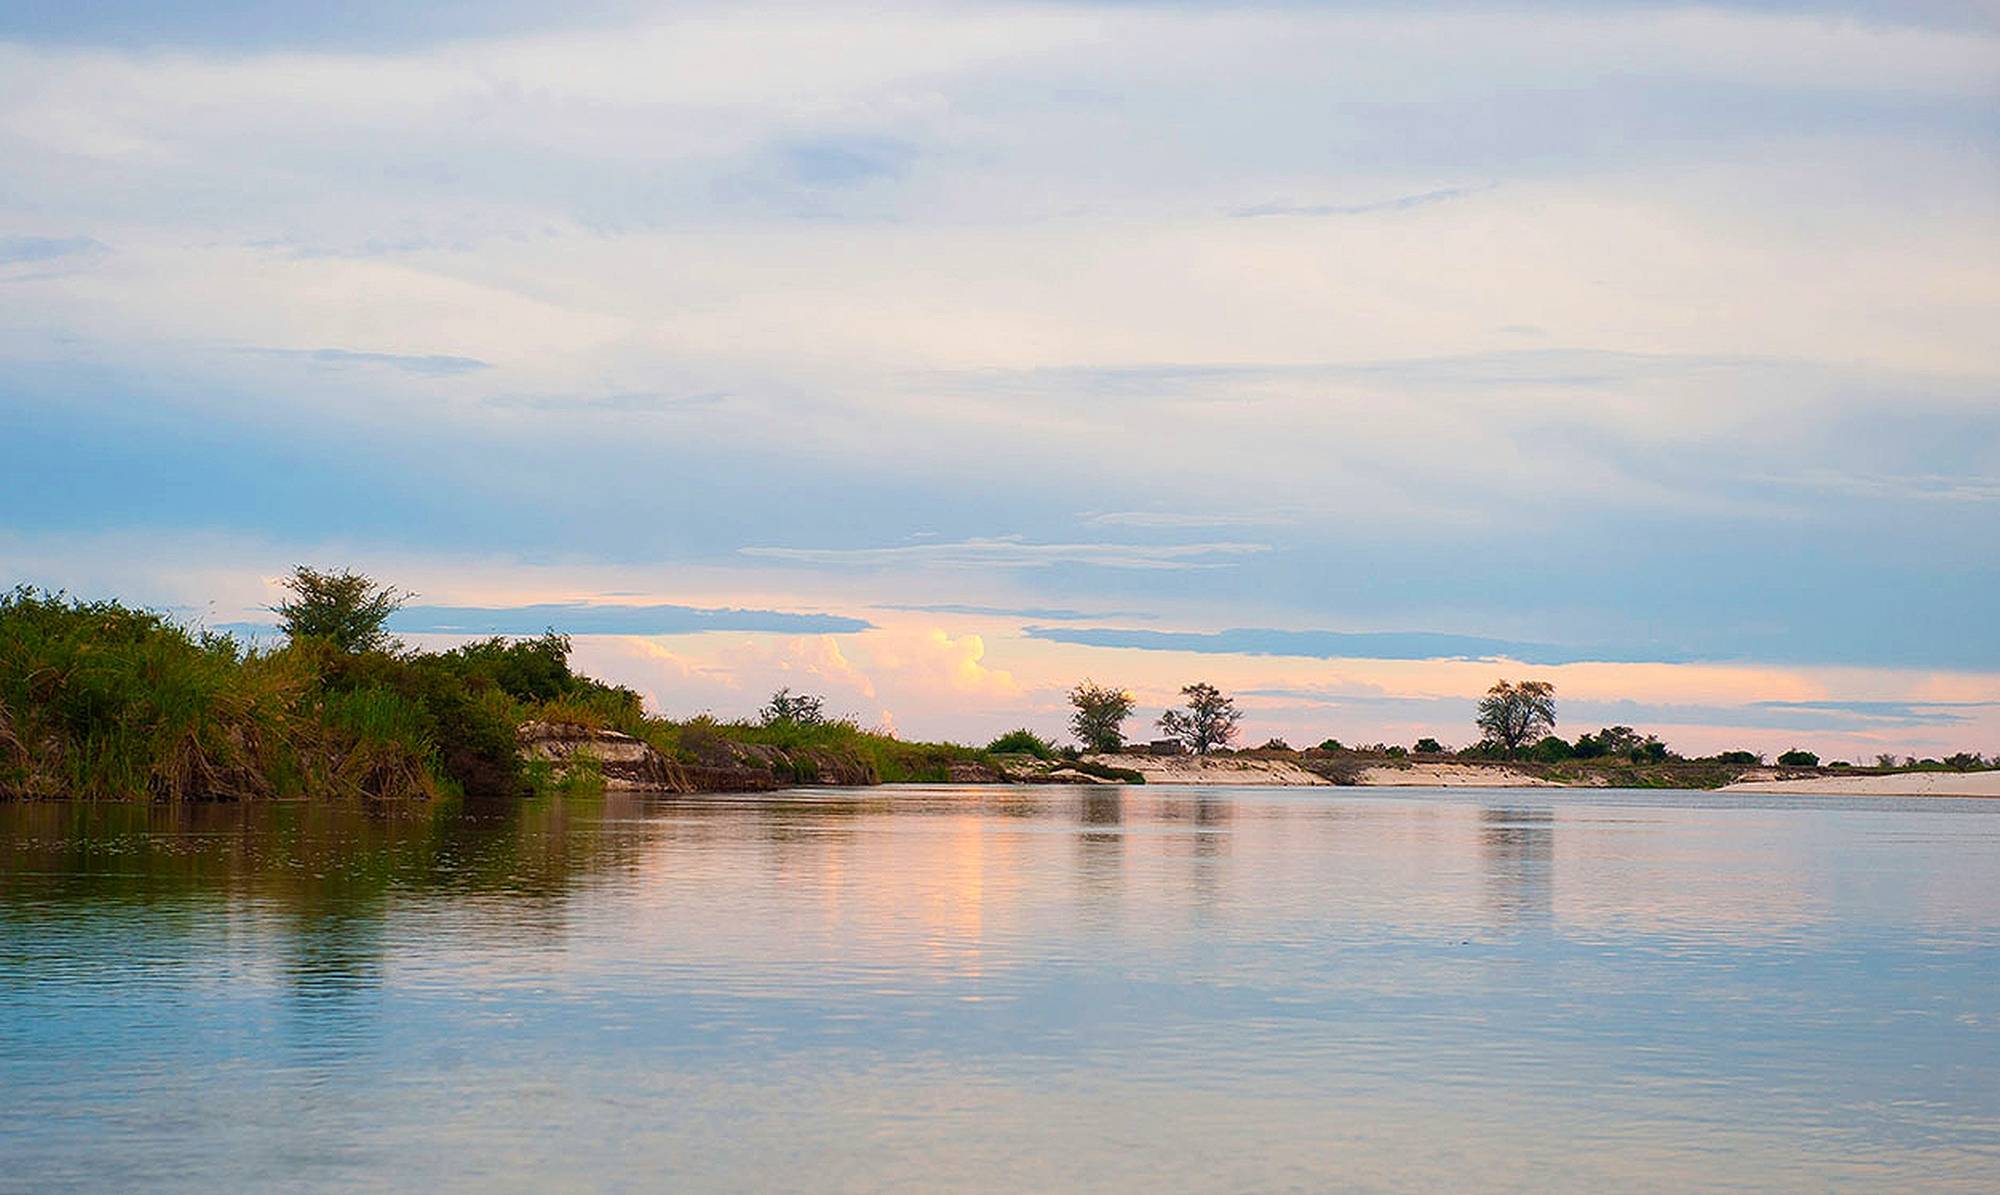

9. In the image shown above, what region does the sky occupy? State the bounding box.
[3,1,1997,759]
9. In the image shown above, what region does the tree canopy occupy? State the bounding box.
[1475,679,1556,753]
[272,566,410,654]
[1068,680,1136,753]
[1158,682,1241,755]
[760,688,826,727]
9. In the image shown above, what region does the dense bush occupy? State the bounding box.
[1413,737,1444,754]
[1777,749,1820,767]
[988,728,1056,759]
[0,585,653,801]
[1532,735,1573,762]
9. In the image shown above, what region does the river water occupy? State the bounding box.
[2,786,1996,1192]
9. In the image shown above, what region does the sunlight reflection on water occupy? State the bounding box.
[3,787,1998,1192]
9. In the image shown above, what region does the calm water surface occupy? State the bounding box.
[3,786,1997,1192]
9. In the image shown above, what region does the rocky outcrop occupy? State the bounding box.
[673,730,879,787]
[517,721,691,792]
[517,722,879,794]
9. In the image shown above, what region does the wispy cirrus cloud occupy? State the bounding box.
[1229,184,1488,219]
[483,391,730,415]
[1082,510,1295,529]
[741,538,1271,571]
[220,601,872,638]
[1029,625,1692,666]
[0,235,108,265]
[248,347,491,376]
[876,602,1156,622]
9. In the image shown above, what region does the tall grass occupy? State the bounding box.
[3,586,997,801]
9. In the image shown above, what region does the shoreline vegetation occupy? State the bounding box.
[3,573,1995,803]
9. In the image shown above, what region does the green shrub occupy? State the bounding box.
[1065,759,1145,784]
[988,728,1055,759]
[1777,749,1820,767]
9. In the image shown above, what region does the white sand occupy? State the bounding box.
[1086,756,1557,787]
[1721,771,2000,797]
[1356,762,1559,787]
[1087,755,1330,785]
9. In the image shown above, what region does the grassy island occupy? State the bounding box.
[0,580,989,802]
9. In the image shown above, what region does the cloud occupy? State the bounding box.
[0,235,107,265]
[483,391,730,415]
[1028,625,1696,666]
[741,538,1272,571]
[1239,689,2000,733]
[385,602,873,636]
[1082,511,1294,529]
[219,601,871,640]
[1229,184,1488,218]
[250,348,491,376]
[877,603,1157,621]
[1747,699,1998,726]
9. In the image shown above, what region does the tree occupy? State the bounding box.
[1532,734,1572,762]
[1475,679,1556,754]
[1068,680,1136,753]
[1413,737,1444,754]
[1875,753,1899,769]
[1158,682,1241,755]
[760,688,826,726]
[1777,748,1819,767]
[272,566,409,653]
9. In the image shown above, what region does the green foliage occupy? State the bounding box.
[760,688,826,727]
[988,728,1056,759]
[272,566,410,654]
[1317,738,1345,752]
[0,576,651,802]
[1531,734,1573,762]
[1068,680,1136,753]
[1384,744,1409,759]
[1158,682,1241,755]
[1714,750,1761,765]
[1777,749,1820,767]
[1413,737,1444,754]
[1476,679,1556,752]
[1064,759,1145,784]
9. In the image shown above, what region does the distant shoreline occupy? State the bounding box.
[1053,752,2000,796]
[1718,770,2000,798]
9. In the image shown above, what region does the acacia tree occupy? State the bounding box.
[1068,680,1136,753]
[1475,679,1556,754]
[271,566,410,653]
[1159,682,1241,755]
[760,688,826,726]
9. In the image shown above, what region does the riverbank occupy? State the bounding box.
[1721,770,2000,797]
[1075,754,1560,786]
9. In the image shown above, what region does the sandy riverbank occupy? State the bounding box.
[1088,754,1329,785]
[1085,755,1557,787]
[1354,762,1559,787]
[1721,771,2000,797]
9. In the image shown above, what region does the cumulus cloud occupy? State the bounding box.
[741,538,1271,571]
